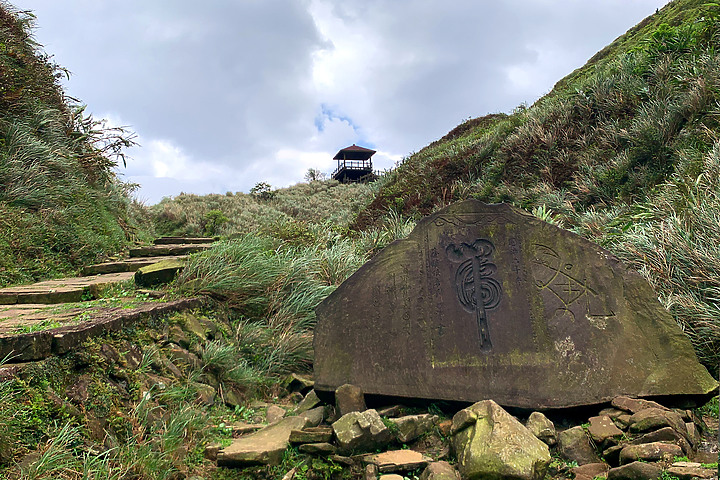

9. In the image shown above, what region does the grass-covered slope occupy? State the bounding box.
[0,4,141,286]
[352,0,720,370]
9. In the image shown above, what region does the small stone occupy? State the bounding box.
[615,415,632,429]
[588,415,624,445]
[525,411,557,446]
[558,426,601,465]
[266,405,287,424]
[628,409,688,439]
[389,414,437,443]
[332,409,392,454]
[289,427,333,444]
[376,405,405,417]
[366,450,431,473]
[230,422,263,435]
[295,389,321,413]
[288,392,303,403]
[300,406,325,427]
[666,465,717,480]
[436,419,452,437]
[611,397,668,414]
[335,384,366,417]
[286,373,314,394]
[168,325,190,348]
[205,444,221,461]
[450,408,477,435]
[607,461,661,480]
[572,463,610,480]
[619,442,683,465]
[166,346,201,370]
[192,382,216,406]
[603,445,624,467]
[379,475,404,480]
[298,443,336,455]
[630,427,690,455]
[365,463,379,480]
[419,461,461,480]
[599,408,627,420]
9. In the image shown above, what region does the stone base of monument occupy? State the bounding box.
[213,385,718,480]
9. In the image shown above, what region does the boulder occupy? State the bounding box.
[420,461,462,480]
[217,416,308,466]
[134,258,186,287]
[451,400,550,480]
[618,442,683,464]
[558,426,601,465]
[313,201,718,408]
[335,384,366,416]
[389,414,437,443]
[525,411,557,446]
[332,409,392,454]
[607,461,661,480]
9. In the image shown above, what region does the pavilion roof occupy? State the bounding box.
[333,144,377,160]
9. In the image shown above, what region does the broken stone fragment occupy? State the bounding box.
[419,461,462,480]
[364,449,431,473]
[572,462,610,480]
[298,442,336,455]
[288,427,333,444]
[587,415,624,445]
[335,383,366,417]
[295,389,321,413]
[451,400,550,480]
[611,396,668,414]
[332,409,392,454]
[389,414,437,443]
[607,461,661,480]
[299,406,325,427]
[266,405,286,424]
[557,426,601,465]
[525,411,557,446]
[217,416,308,466]
[628,408,688,441]
[618,442,683,465]
[630,427,692,455]
[667,463,717,480]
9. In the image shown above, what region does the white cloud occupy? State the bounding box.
[15,0,671,204]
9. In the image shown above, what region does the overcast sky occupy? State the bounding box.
[14,0,670,204]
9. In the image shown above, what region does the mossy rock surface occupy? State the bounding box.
[134,259,187,287]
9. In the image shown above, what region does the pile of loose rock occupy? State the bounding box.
[208,379,718,480]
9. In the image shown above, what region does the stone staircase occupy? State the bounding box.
[0,236,215,362]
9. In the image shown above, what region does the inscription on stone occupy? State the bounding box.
[446,239,501,352]
[313,200,717,409]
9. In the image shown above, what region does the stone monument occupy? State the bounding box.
[313,200,717,408]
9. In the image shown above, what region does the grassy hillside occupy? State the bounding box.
[0,4,143,286]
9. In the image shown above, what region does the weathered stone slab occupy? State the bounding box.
[129,244,212,257]
[134,258,186,287]
[82,255,186,275]
[216,416,308,466]
[153,237,215,245]
[313,200,717,408]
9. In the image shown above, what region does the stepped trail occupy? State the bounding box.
[0,237,215,363]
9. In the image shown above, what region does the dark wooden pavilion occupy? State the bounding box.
[331,144,377,183]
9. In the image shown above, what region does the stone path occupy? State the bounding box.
[0,237,215,362]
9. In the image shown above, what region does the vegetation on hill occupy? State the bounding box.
[0,4,143,287]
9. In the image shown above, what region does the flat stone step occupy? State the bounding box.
[82,255,187,275]
[0,272,136,305]
[154,237,215,245]
[0,297,202,362]
[129,244,213,258]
